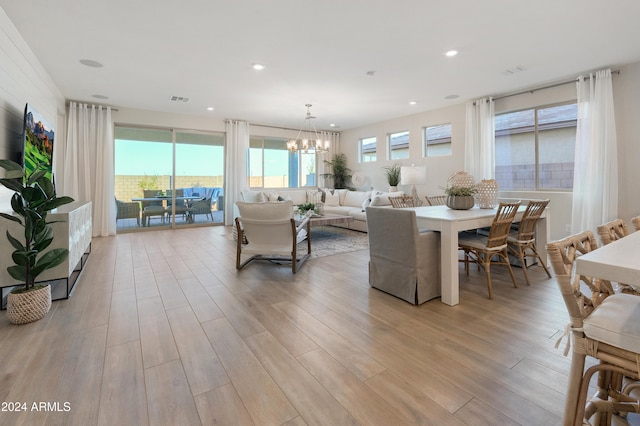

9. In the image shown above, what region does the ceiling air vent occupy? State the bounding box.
[501,65,527,76]
[169,96,190,103]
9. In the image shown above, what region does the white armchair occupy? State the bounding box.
[235,201,311,273]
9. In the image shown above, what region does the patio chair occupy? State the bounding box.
[458,201,521,299]
[166,189,189,222]
[141,189,166,226]
[547,232,640,425]
[235,201,311,273]
[116,198,141,226]
[366,206,441,304]
[188,196,214,223]
[425,195,446,206]
[506,199,551,285]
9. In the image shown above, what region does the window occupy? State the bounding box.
[249,136,316,188]
[359,136,376,162]
[424,123,452,157]
[495,102,577,190]
[114,126,225,231]
[388,130,409,160]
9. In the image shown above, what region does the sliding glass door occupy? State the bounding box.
[114,126,225,231]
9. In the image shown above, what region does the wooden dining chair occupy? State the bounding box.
[425,195,446,206]
[458,201,521,299]
[597,218,629,246]
[632,216,640,232]
[389,195,417,208]
[547,232,640,425]
[506,199,551,285]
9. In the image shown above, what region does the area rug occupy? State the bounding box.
[308,226,369,259]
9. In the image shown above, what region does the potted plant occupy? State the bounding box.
[0,160,74,324]
[382,163,401,191]
[321,153,354,190]
[443,183,477,210]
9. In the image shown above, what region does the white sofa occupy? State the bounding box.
[236,188,404,233]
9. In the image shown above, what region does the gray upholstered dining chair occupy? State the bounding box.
[366,206,441,304]
[141,189,166,226]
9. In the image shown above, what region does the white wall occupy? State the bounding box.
[339,65,640,241]
[0,8,64,174]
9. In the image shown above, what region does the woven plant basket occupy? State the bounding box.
[7,285,52,325]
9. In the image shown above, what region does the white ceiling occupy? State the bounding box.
[2,0,640,131]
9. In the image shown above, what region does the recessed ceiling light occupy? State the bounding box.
[409,101,417,105]
[252,63,265,70]
[445,94,459,100]
[329,123,336,127]
[205,107,214,111]
[79,59,104,68]
[445,50,458,57]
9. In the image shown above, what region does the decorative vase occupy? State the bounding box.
[475,179,498,209]
[446,195,475,210]
[389,186,398,192]
[7,284,52,325]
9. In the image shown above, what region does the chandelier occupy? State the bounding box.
[286,104,331,154]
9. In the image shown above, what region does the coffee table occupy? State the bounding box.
[308,213,353,228]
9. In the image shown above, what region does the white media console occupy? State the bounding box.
[0,201,92,306]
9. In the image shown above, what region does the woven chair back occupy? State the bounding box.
[597,218,629,245]
[390,195,417,208]
[425,195,446,206]
[632,216,640,232]
[515,199,550,242]
[485,201,520,249]
[546,230,614,310]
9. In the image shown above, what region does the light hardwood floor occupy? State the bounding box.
[0,225,623,425]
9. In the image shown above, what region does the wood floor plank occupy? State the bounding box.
[201,318,298,425]
[273,300,387,381]
[98,340,149,426]
[144,359,201,425]
[106,288,140,347]
[297,348,412,426]
[194,383,254,426]
[137,296,180,368]
[203,285,266,338]
[245,331,358,426]
[45,324,108,426]
[165,305,229,396]
[177,277,224,323]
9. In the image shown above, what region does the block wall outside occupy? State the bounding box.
[115,175,224,203]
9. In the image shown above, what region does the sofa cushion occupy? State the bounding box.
[242,190,266,202]
[279,190,308,205]
[265,191,280,202]
[343,191,372,208]
[325,192,340,206]
[370,191,404,206]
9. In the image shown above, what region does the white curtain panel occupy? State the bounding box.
[464,97,495,180]
[224,120,250,225]
[317,131,339,187]
[63,102,114,237]
[571,69,618,234]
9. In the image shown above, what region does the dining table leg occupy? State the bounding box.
[440,224,459,306]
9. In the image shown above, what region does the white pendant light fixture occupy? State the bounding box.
[287,104,330,154]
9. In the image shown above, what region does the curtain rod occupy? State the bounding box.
[226,119,338,134]
[65,101,118,112]
[492,69,620,101]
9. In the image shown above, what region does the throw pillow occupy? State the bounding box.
[242,190,265,203]
[265,191,280,202]
[343,190,372,208]
[325,192,340,206]
[361,197,371,211]
[306,190,323,204]
[277,195,285,202]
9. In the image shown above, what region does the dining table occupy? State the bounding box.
[412,203,549,306]
[575,229,640,288]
